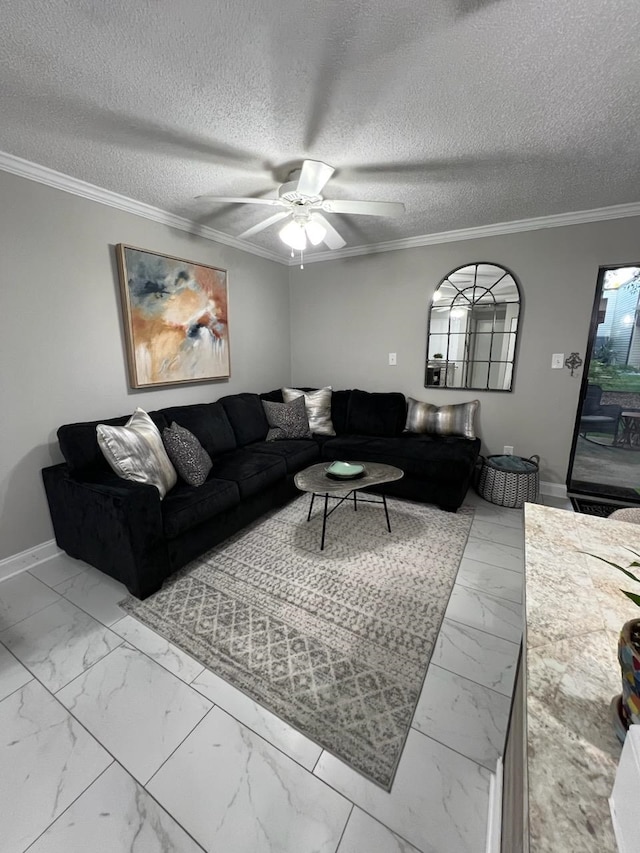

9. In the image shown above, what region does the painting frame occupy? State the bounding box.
[116,244,230,389]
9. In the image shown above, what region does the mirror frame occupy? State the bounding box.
[425,262,522,392]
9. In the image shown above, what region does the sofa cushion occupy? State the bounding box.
[96,408,177,499]
[260,388,285,403]
[282,387,335,435]
[58,410,167,477]
[209,449,287,498]
[322,433,480,478]
[346,390,407,437]
[249,439,320,473]
[162,422,213,486]
[329,390,351,435]
[160,403,236,457]
[161,477,240,539]
[262,397,311,440]
[405,397,479,440]
[220,393,269,447]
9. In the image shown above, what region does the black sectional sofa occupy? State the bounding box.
[42,388,481,599]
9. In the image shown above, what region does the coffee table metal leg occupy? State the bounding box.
[307,492,315,521]
[320,493,329,550]
[353,490,357,512]
[382,494,391,533]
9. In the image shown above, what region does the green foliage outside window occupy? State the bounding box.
[589,359,640,391]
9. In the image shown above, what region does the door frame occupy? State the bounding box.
[566,262,640,502]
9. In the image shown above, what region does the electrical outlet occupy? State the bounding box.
[503,445,514,455]
[388,352,397,366]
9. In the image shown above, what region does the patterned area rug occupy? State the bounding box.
[122,495,474,789]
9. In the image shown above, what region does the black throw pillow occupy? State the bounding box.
[162,422,213,486]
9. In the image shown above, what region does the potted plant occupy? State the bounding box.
[591,548,640,741]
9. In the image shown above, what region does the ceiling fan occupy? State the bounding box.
[197,159,405,252]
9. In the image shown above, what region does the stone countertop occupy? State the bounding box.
[524,503,640,853]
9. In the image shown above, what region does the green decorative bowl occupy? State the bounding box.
[325,461,365,480]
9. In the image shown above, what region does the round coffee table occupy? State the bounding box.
[294,461,404,550]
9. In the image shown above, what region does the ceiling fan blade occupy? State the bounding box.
[296,160,335,197]
[238,211,291,239]
[195,195,282,205]
[313,213,346,250]
[320,199,405,217]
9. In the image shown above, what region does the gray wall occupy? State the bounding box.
[289,217,640,485]
[0,171,291,559]
[3,164,639,560]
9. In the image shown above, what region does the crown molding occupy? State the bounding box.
[289,201,640,265]
[2,149,639,267]
[0,150,285,264]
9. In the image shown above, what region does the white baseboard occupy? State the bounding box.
[486,757,503,853]
[539,480,567,498]
[0,540,61,583]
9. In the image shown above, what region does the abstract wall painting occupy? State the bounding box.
[116,245,230,388]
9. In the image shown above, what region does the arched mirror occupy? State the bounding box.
[425,262,521,391]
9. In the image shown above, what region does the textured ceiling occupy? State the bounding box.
[1,0,639,260]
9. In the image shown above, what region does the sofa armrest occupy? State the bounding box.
[42,463,170,599]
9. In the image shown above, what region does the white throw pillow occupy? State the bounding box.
[282,387,336,435]
[96,408,177,498]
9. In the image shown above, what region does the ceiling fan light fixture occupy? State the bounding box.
[200,159,400,252]
[450,307,468,319]
[305,218,326,246]
[279,219,307,251]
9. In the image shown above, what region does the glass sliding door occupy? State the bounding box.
[567,264,640,502]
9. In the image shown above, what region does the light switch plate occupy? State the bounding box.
[552,353,564,369]
[388,352,397,366]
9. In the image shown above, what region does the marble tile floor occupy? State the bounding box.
[0,492,568,853]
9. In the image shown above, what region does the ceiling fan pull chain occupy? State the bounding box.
[300,249,304,270]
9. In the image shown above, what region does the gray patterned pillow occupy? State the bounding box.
[162,422,213,486]
[281,386,335,435]
[262,397,311,441]
[405,397,479,440]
